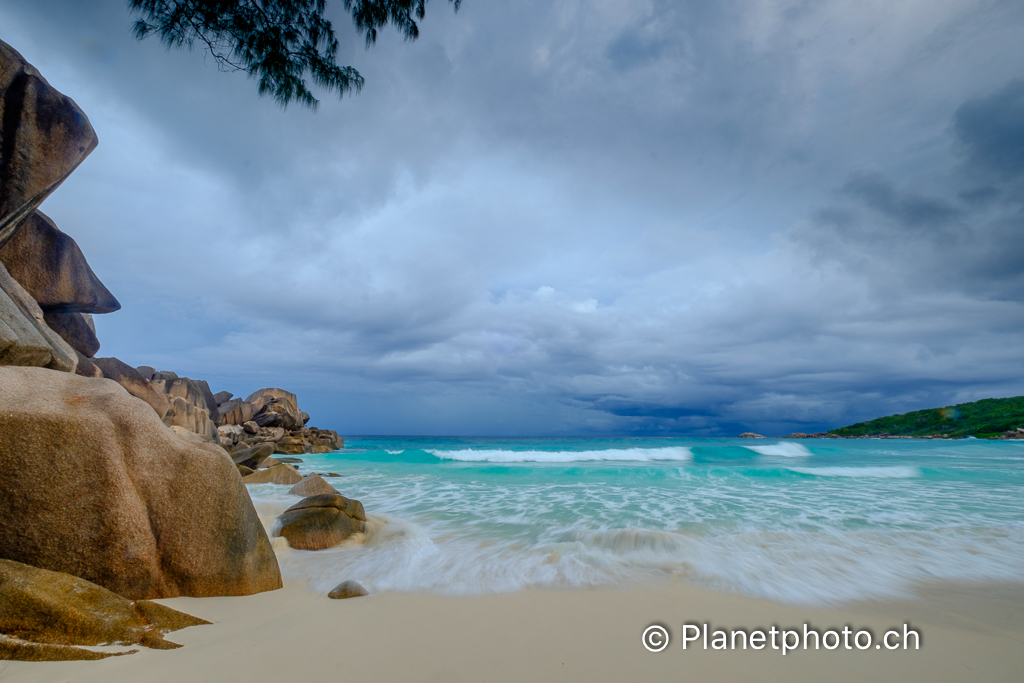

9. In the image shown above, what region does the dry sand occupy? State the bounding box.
[2,579,1022,682]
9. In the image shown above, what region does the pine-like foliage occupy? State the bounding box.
[128,0,460,109]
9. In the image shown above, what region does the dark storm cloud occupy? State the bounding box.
[953,79,1024,181]
[2,0,1024,435]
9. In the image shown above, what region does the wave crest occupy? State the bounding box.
[427,447,693,463]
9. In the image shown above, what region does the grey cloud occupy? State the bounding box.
[4,0,1024,435]
[953,78,1024,181]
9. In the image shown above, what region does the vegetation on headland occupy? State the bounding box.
[828,396,1024,439]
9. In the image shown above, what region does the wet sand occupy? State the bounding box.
[2,579,1022,682]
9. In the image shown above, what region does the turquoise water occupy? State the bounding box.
[246,437,1024,605]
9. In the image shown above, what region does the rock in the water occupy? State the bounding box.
[256,456,282,469]
[0,559,209,661]
[0,211,119,314]
[276,456,303,463]
[738,432,765,438]
[242,463,303,485]
[231,442,275,470]
[289,473,338,497]
[274,435,310,455]
[92,357,169,419]
[276,493,366,551]
[0,366,282,599]
[0,261,77,372]
[236,464,255,477]
[327,580,368,600]
[42,309,100,357]
[287,493,367,522]
[0,40,99,247]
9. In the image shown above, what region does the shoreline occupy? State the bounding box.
[2,578,1022,682]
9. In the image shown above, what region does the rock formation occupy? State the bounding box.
[0,40,119,372]
[0,258,76,371]
[0,559,208,661]
[0,41,98,246]
[0,210,120,315]
[242,463,304,485]
[0,366,282,600]
[276,493,366,551]
[289,472,339,497]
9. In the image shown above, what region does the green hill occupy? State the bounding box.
[829,396,1024,439]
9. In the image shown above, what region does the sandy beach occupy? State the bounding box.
[2,579,1022,683]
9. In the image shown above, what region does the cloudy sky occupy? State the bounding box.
[3,0,1024,435]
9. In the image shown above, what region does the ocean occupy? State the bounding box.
[246,436,1024,606]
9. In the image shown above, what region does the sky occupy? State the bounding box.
[2,0,1024,436]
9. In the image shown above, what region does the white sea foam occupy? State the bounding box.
[789,466,921,478]
[386,450,404,455]
[268,514,1024,605]
[427,447,693,462]
[744,442,812,457]
[249,439,1024,606]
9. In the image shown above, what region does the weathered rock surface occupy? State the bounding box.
[0,40,99,247]
[217,398,255,426]
[0,210,119,314]
[242,463,303,485]
[42,309,100,357]
[0,559,208,661]
[288,473,339,497]
[92,356,169,419]
[152,375,218,440]
[327,580,368,600]
[0,366,282,599]
[276,493,366,551]
[73,350,102,378]
[231,443,275,470]
[274,435,310,455]
[0,260,77,371]
[247,387,303,430]
[738,432,765,438]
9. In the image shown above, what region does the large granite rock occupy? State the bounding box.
[92,356,169,419]
[231,442,275,470]
[42,309,100,357]
[247,387,303,430]
[0,211,119,314]
[0,40,98,247]
[73,349,102,378]
[276,493,366,551]
[274,435,310,455]
[0,260,76,371]
[0,559,208,661]
[289,473,338,497]
[151,375,219,440]
[242,463,303,485]
[0,366,282,599]
[217,397,254,426]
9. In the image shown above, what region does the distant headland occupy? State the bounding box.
[741,396,1024,439]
